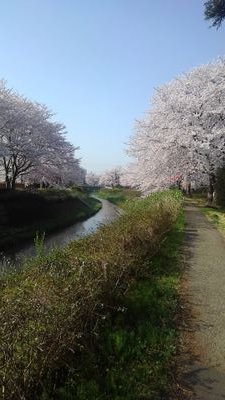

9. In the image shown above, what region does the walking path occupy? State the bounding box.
[179,204,225,399]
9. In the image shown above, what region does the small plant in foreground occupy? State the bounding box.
[34,231,46,258]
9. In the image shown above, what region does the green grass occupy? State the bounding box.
[185,192,225,239]
[0,190,183,400]
[0,188,101,249]
[94,187,141,206]
[53,211,184,400]
[202,207,225,238]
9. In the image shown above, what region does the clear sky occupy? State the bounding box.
[0,0,224,173]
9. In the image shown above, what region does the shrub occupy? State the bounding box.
[0,190,183,399]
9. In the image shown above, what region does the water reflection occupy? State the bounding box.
[0,199,120,270]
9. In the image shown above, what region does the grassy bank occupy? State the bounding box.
[56,210,184,400]
[0,190,183,400]
[202,207,225,238]
[185,194,225,239]
[94,187,141,206]
[0,188,101,249]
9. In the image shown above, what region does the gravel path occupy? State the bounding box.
[179,204,225,399]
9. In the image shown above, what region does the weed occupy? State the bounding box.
[34,232,46,258]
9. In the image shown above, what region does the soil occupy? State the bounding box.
[175,203,225,400]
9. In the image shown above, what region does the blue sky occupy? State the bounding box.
[0,0,224,173]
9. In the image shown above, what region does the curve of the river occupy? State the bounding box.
[0,198,121,270]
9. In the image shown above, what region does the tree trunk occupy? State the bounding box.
[207,174,216,206]
[5,174,16,190]
[11,177,16,190]
[4,157,11,189]
[187,182,192,197]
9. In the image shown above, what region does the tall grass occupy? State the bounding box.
[0,190,183,399]
[94,187,141,205]
[202,207,225,238]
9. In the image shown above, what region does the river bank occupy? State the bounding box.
[0,188,102,250]
[0,198,120,269]
[94,187,141,205]
[0,190,184,400]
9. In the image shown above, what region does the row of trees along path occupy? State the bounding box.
[177,202,225,399]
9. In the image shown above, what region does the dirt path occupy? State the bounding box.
[178,204,225,399]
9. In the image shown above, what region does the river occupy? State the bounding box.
[0,198,120,271]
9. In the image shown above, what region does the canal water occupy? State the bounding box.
[0,198,121,271]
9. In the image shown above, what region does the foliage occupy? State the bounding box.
[204,0,225,28]
[0,80,85,189]
[126,59,225,193]
[0,190,183,399]
[85,172,100,187]
[55,212,184,400]
[99,167,122,188]
[34,232,46,258]
[202,206,225,239]
[95,187,141,205]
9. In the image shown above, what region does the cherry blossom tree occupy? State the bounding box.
[120,163,143,188]
[0,81,82,189]
[27,153,85,188]
[99,167,121,188]
[86,171,100,187]
[127,59,225,197]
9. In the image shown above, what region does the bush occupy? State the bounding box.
[0,190,183,399]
